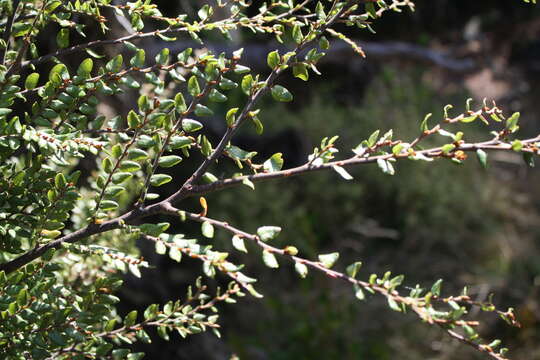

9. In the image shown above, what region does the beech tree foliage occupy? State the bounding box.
[0,0,538,359]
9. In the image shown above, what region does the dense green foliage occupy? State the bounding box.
[0,0,538,359]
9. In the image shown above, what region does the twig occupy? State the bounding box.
[187,135,540,197]
[0,0,21,63]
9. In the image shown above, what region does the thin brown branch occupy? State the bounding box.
[187,135,540,197]
[0,0,21,63]
[444,329,509,360]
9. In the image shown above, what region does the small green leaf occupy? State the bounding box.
[523,152,534,167]
[100,200,119,211]
[182,118,203,132]
[102,157,113,173]
[234,65,250,75]
[56,28,69,48]
[169,136,192,149]
[130,49,146,67]
[150,174,172,187]
[198,4,213,20]
[0,108,12,116]
[318,252,339,268]
[232,235,247,253]
[25,73,39,90]
[201,221,214,238]
[136,329,152,343]
[106,54,123,73]
[257,226,281,242]
[194,104,213,117]
[490,113,502,122]
[119,161,141,172]
[376,158,395,175]
[201,136,212,156]
[55,173,66,188]
[245,284,263,298]
[108,145,121,159]
[441,144,456,154]
[86,48,105,59]
[476,149,488,169]
[137,95,149,112]
[263,153,283,172]
[271,85,293,102]
[49,63,69,81]
[144,304,158,321]
[41,229,61,239]
[241,74,253,95]
[155,48,170,65]
[188,75,201,96]
[354,284,365,300]
[7,301,17,315]
[292,24,303,44]
[319,36,330,49]
[242,177,255,190]
[169,247,182,262]
[226,108,239,127]
[392,143,404,155]
[155,241,167,255]
[367,130,380,147]
[387,297,402,312]
[77,58,93,77]
[346,262,362,278]
[16,288,28,306]
[295,262,308,278]
[105,186,125,197]
[366,2,377,18]
[332,165,353,180]
[45,1,62,12]
[262,250,279,268]
[209,89,227,102]
[460,115,477,123]
[431,279,443,296]
[506,112,520,131]
[157,325,169,340]
[177,47,193,63]
[127,110,140,128]
[420,113,432,132]
[267,50,280,69]
[159,155,182,168]
[124,310,138,327]
[174,93,187,112]
[202,172,218,183]
[511,140,523,152]
[220,78,238,90]
[112,172,133,184]
[251,116,264,135]
[128,149,148,161]
[292,63,309,81]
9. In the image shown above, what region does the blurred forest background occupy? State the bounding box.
[38,0,540,359]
